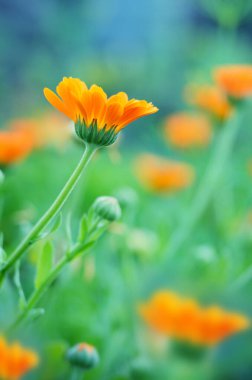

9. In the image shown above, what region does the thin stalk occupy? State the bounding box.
[0,143,97,281]
[164,111,242,262]
[7,242,90,333]
[71,368,84,380]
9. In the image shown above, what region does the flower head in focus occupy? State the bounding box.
[135,154,194,193]
[165,112,212,149]
[0,336,38,379]
[214,65,252,99]
[44,77,158,146]
[139,291,250,346]
[184,84,232,120]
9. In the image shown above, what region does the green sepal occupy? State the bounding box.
[75,119,118,146]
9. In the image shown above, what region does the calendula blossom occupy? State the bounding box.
[0,337,38,379]
[0,122,37,165]
[214,65,252,99]
[165,112,212,148]
[44,77,158,146]
[135,154,194,193]
[139,291,250,346]
[184,84,232,120]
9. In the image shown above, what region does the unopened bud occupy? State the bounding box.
[66,343,99,370]
[92,196,121,222]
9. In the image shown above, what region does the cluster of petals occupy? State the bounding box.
[214,65,252,98]
[165,112,212,148]
[0,337,38,379]
[44,77,158,132]
[135,154,194,193]
[185,84,232,120]
[139,291,250,346]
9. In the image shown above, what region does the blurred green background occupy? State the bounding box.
[1,0,252,379]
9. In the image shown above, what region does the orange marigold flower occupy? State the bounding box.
[184,84,232,120]
[135,154,194,193]
[165,112,212,149]
[44,77,158,146]
[139,291,250,346]
[214,65,252,98]
[0,122,37,165]
[0,337,38,379]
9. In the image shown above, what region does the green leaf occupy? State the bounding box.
[35,241,54,289]
[30,213,62,244]
[78,214,88,242]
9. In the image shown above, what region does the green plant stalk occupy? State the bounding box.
[7,241,91,333]
[165,111,242,262]
[71,367,84,380]
[0,143,97,281]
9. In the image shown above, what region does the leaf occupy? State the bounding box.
[78,214,88,242]
[35,241,54,289]
[30,213,62,244]
[49,212,62,234]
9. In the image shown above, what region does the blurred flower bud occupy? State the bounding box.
[92,196,121,222]
[115,187,138,209]
[66,343,99,370]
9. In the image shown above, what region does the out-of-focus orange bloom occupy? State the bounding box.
[139,291,250,346]
[10,113,71,149]
[44,77,158,146]
[185,84,232,120]
[214,65,252,98]
[135,154,194,193]
[0,336,38,379]
[165,112,212,148]
[0,123,37,165]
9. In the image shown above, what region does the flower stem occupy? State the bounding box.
[164,111,242,262]
[7,242,90,334]
[0,143,97,282]
[71,368,84,380]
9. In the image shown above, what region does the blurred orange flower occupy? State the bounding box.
[0,337,38,379]
[165,112,212,148]
[0,122,37,165]
[139,291,250,346]
[214,65,252,98]
[184,84,232,120]
[135,154,194,193]
[10,113,71,149]
[44,77,158,146]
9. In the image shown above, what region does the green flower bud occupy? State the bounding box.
[66,343,99,370]
[92,196,121,222]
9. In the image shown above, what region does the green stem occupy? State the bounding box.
[71,367,84,380]
[164,111,242,262]
[7,242,90,333]
[0,143,97,282]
